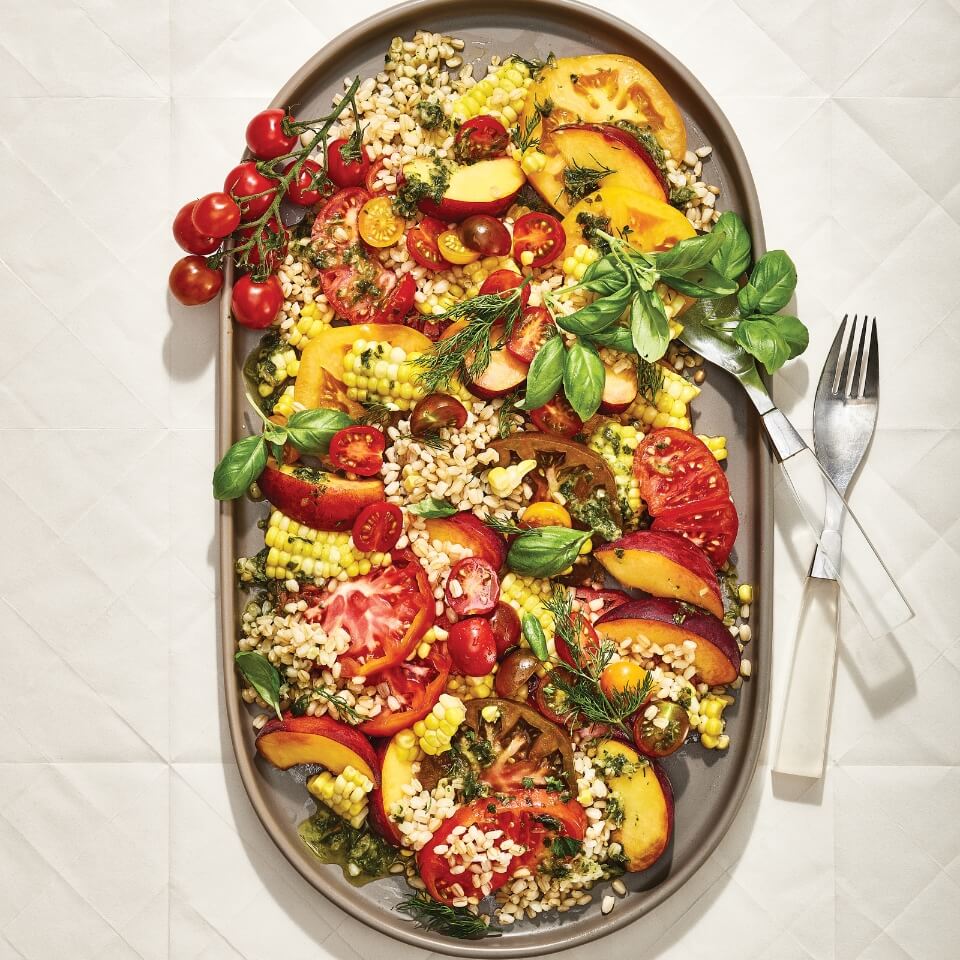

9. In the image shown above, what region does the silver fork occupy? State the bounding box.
[773,315,879,778]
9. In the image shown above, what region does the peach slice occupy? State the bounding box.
[594,530,723,618]
[256,715,380,786]
[599,358,639,413]
[596,739,673,871]
[596,598,741,686]
[403,157,525,220]
[368,732,419,845]
[423,511,508,570]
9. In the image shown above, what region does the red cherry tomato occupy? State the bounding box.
[236,217,288,272]
[192,192,241,239]
[326,137,372,187]
[329,425,386,477]
[513,211,566,268]
[454,115,510,163]
[554,614,601,670]
[378,271,416,324]
[224,162,279,223]
[479,269,531,308]
[405,216,446,270]
[169,256,223,306]
[365,156,394,195]
[506,306,556,364]
[351,502,403,553]
[530,392,583,437]
[230,274,283,329]
[533,667,582,726]
[458,215,512,256]
[447,617,497,676]
[284,158,330,206]
[445,557,500,617]
[489,601,521,656]
[173,201,220,255]
[245,108,298,160]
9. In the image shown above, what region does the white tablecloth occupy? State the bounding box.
[1,1,957,957]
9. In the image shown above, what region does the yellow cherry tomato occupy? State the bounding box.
[599,661,651,700]
[358,197,405,248]
[437,229,481,265]
[522,501,572,529]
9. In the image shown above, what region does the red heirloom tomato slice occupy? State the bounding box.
[245,108,298,160]
[651,497,739,567]
[320,262,399,324]
[445,557,500,617]
[454,115,510,163]
[512,212,565,268]
[359,645,451,737]
[311,187,371,265]
[633,428,730,514]
[329,425,385,477]
[418,791,587,905]
[529,392,582,437]
[307,553,433,678]
[506,306,556,364]
[406,216,447,270]
[223,161,279,223]
[352,502,403,553]
[327,137,373,187]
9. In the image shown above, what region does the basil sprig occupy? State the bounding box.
[521,333,566,411]
[506,525,593,578]
[234,651,283,719]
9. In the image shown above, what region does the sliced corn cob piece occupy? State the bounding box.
[697,434,728,462]
[695,693,735,750]
[446,671,496,701]
[283,300,335,349]
[451,59,532,125]
[342,338,427,411]
[271,384,297,419]
[307,764,374,828]
[625,366,700,432]
[562,243,601,282]
[588,421,644,528]
[264,509,390,581]
[391,728,424,765]
[413,693,466,756]
[500,572,555,654]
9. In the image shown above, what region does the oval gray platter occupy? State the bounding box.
[217,0,773,954]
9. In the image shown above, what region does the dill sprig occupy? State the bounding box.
[397,893,494,939]
[637,357,664,403]
[508,52,557,79]
[358,401,393,428]
[562,157,615,204]
[497,390,523,438]
[313,688,363,724]
[482,514,524,536]
[511,97,553,153]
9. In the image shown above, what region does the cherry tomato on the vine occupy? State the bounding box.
[513,211,565,268]
[224,162,279,223]
[406,216,446,270]
[245,108,298,160]
[351,502,403,553]
[173,201,220,255]
[192,192,240,239]
[454,115,510,163]
[284,158,329,207]
[328,425,386,477]
[231,274,283,329]
[169,256,222,306]
[447,617,497,676]
[326,137,372,188]
[236,217,288,272]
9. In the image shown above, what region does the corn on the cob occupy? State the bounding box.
[500,572,555,653]
[413,693,466,755]
[624,367,700,432]
[695,693,734,750]
[697,434,728,462]
[342,338,426,411]
[452,59,532,125]
[264,509,390,581]
[446,671,496,700]
[283,300,334,349]
[588,422,643,528]
[271,385,298,419]
[307,764,374,828]
[519,148,547,175]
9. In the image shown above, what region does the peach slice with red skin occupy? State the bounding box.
[402,156,525,220]
[599,358,639,413]
[423,511,507,570]
[256,715,380,786]
[594,530,723,619]
[595,597,741,686]
[368,732,419,845]
[440,319,529,400]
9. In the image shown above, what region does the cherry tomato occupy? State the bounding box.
[530,392,583,437]
[437,229,481,265]
[554,614,601,670]
[311,187,370,266]
[574,587,631,621]
[351,501,403,553]
[507,306,557,364]
[173,201,220,255]
[365,156,394,195]
[169,256,223,306]
[445,557,500,617]
[522,501,571,529]
[236,217,288,272]
[599,661,651,700]
[284,158,330,206]
[245,108,298,160]
[454,115,510,163]
[192,192,240,239]
[447,617,497,676]
[224,162,279,223]
[479,269,531,308]
[459,215,511,256]
[329,425,385,476]
[405,216,446,270]
[513,211,566,268]
[231,274,283,329]
[409,393,468,437]
[533,667,581,726]
[634,701,690,758]
[326,137,372,187]
[378,271,416,324]
[358,196,405,248]
[489,601,521,656]
[360,646,450,736]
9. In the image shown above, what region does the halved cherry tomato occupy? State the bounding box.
[360,645,451,736]
[406,216,447,270]
[173,201,220,255]
[358,196,405,248]
[479,269,531,308]
[224,162,279,223]
[651,497,739,568]
[376,270,416,324]
[231,274,283,329]
[326,136,372,187]
[192,192,240,239]
[308,552,433,677]
[410,393,468,436]
[245,108,298,160]
[459,215,511,256]
[554,613,601,669]
[311,187,370,266]
[454,114,510,163]
[447,617,497,676]
[513,211,565,268]
[522,501,571,529]
[284,158,330,206]
[489,601,521,656]
[365,156,394,195]
[237,217,288,271]
[633,428,730,514]
[634,701,690,758]
[329,425,385,476]
[533,667,582,726]
[352,501,403,553]
[507,306,557,364]
[530,392,583,437]
[599,661,651,701]
[437,229,481,265]
[445,557,500,617]
[418,790,586,905]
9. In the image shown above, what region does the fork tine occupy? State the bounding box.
[833,314,858,395]
[862,316,879,399]
[854,315,872,398]
[828,314,850,395]
[846,315,868,398]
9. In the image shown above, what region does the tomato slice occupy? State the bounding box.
[454,115,510,163]
[311,187,371,267]
[512,212,565,268]
[507,306,556,364]
[479,269,531,308]
[554,614,601,669]
[417,791,586,905]
[352,502,403,553]
[360,646,451,737]
[437,229,481,265]
[308,553,433,677]
[358,196,405,248]
[633,428,730,514]
[651,497,739,567]
[329,425,385,477]
[574,587,631,622]
[529,392,583,437]
[444,557,500,617]
[321,262,402,325]
[405,216,446,270]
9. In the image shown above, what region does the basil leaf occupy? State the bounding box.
[659,266,738,299]
[652,228,726,275]
[710,211,751,280]
[738,250,797,315]
[263,422,288,444]
[581,257,629,296]
[234,651,283,719]
[522,613,549,661]
[284,408,354,455]
[772,314,809,359]
[630,288,671,363]
[558,285,631,336]
[521,334,566,410]
[213,435,267,501]
[586,323,633,353]
[562,340,605,421]
[733,317,790,374]
[507,525,591,577]
[408,497,458,518]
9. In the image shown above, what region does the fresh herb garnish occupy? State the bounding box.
[562,157,615,204]
[408,497,458,519]
[576,211,613,253]
[551,836,583,858]
[397,893,492,939]
[415,99,446,130]
[508,52,557,79]
[506,525,593,578]
[393,158,451,218]
[511,97,553,153]
[234,651,283,719]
